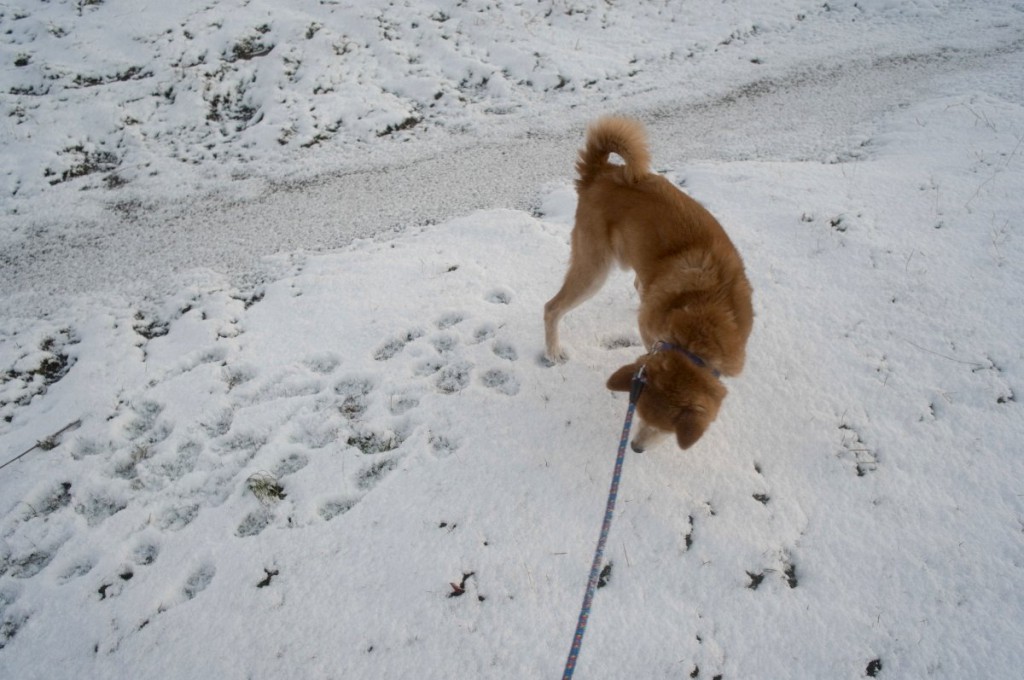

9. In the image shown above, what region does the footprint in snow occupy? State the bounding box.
[184,344,230,371]
[357,457,400,490]
[431,332,459,354]
[335,375,375,419]
[837,422,878,476]
[473,323,497,342]
[223,363,257,390]
[481,368,520,396]
[288,411,343,449]
[182,564,215,601]
[0,607,29,650]
[159,440,202,480]
[415,357,445,377]
[602,334,641,350]
[386,390,420,415]
[155,503,200,531]
[74,490,128,527]
[435,312,466,330]
[5,547,59,579]
[132,541,160,567]
[347,424,405,455]
[57,557,96,583]
[374,328,424,361]
[28,481,73,517]
[200,407,234,438]
[273,452,309,477]
[492,340,518,361]
[236,508,273,537]
[429,432,461,457]
[303,352,342,374]
[435,361,472,394]
[122,400,165,440]
[319,498,356,521]
[485,288,513,305]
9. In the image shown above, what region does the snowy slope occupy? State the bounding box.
[3,1,1023,309]
[3,0,1021,209]
[2,1,1024,679]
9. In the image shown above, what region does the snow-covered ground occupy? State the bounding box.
[2,1,1023,678]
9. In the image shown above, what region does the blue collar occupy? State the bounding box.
[651,341,722,379]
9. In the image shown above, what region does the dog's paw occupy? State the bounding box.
[540,348,569,366]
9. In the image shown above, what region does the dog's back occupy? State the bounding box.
[574,120,749,319]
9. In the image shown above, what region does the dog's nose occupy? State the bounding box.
[631,441,645,453]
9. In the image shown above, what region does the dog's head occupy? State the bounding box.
[607,352,727,451]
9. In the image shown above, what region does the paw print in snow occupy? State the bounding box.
[374,329,424,361]
[436,361,472,394]
[492,340,518,361]
[485,288,513,305]
[481,368,519,396]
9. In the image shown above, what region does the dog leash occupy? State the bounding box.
[562,364,647,679]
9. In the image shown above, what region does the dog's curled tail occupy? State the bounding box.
[575,116,652,189]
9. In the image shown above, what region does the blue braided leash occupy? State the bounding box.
[562,365,647,679]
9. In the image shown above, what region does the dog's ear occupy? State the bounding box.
[606,363,639,392]
[675,407,709,450]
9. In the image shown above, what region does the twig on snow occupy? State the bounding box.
[0,419,82,473]
[901,339,986,370]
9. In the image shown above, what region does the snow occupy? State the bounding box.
[2,1,1023,678]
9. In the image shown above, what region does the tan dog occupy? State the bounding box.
[544,116,753,451]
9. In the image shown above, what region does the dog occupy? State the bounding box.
[544,116,753,452]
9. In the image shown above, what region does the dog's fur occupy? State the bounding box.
[544,116,753,451]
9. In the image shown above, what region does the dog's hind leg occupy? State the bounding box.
[543,236,612,363]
